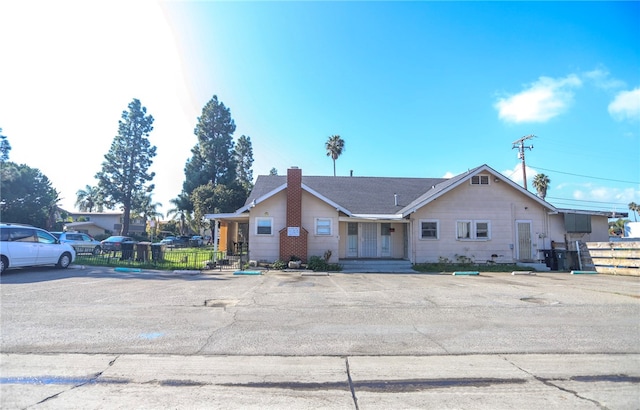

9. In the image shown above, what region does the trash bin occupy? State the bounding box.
[554,249,567,271]
[151,243,165,261]
[121,242,135,260]
[542,250,555,270]
[136,242,151,262]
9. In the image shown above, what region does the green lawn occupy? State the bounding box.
[74,248,232,271]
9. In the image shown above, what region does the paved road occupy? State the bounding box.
[1,266,639,409]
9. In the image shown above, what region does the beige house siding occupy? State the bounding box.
[410,175,552,263]
[338,223,348,259]
[66,212,146,235]
[302,193,340,263]
[548,214,610,246]
[247,191,287,263]
[389,223,406,259]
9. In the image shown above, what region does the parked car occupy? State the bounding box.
[160,236,176,246]
[190,235,204,247]
[0,223,76,274]
[51,231,102,255]
[160,236,190,248]
[101,236,136,252]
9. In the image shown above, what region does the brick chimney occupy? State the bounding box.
[279,167,308,262]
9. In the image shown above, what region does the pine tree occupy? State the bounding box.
[95,99,156,234]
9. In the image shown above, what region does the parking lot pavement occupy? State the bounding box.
[1,267,639,408]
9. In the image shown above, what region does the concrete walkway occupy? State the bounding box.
[2,353,639,409]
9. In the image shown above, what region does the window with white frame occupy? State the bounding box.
[456,220,491,240]
[475,221,490,238]
[420,220,439,239]
[315,218,332,235]
[256,217,273,235]
[456,221,471,239]
[471,175,490,185]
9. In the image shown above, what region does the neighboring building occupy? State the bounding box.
[206,165,611,268]
[625,222,640,238]
[63,211,146,237]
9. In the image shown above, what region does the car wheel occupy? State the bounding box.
[92,246,101,256]
[56,253,72,269]
[0,256,7,274]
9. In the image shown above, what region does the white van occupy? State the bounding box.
[0,224,76,273]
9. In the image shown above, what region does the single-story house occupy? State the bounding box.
[63,211,146,237]
[205,165,611,268]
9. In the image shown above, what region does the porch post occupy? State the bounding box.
[212,219,218,252]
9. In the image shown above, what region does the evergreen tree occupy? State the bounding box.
[0,128,11,163]
[235,134,254,193]
[182,95,252,215]
[183,95,237,195]
[0,162,59,227]
[95,99,156,234]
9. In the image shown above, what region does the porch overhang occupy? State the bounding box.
[339,214,408,223]
[204,212,250,223]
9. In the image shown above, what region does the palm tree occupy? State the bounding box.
[325,135,345,177]
[75,185,103,212]
[133,193,163,238]
[532,173,550,200]
[629,202,639,222]
[609,218,627,236]
[167,194,191,235]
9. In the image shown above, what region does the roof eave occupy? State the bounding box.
[301,183,353,216]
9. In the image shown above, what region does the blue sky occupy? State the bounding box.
[1,1,638,218]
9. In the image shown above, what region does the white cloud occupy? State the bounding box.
[608,88,640,122]
[495,74,582,123]
[573,185,640,205]
[442,171,455,178]
[502,164,538,188]
[583,68,626,90]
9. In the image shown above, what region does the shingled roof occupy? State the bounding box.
[218,164,556,220]
[246,174,449,215]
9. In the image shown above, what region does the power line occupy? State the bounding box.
[528,164,639,185]
[546,196,630,206]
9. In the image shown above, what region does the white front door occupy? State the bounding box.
[381,223,391,257]
[516,221,533,261]
[361,223,377,258]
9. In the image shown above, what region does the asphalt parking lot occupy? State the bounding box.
[1,266,639,409]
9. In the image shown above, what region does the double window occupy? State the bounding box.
[456,220,491,240]
[471,175,489,185]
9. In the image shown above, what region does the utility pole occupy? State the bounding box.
[512,135,535,190]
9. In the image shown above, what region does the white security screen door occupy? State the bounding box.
[516,221,533,261]
[361,223,378,258]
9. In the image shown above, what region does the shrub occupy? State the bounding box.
[307,255,342,272]
[272,259,287,270]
